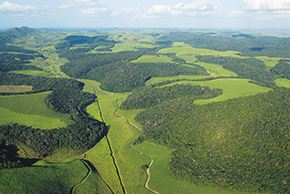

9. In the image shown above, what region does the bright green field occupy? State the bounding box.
[162,78,272,105]
[134,141,252,194]
[275,78,290,88]
[0,162,88,194]
[195,62,238,77]
[158,42,243,57]
[80,79,150,194]
[131,55,174,63]
[256,56,290,67]
[9,70,51,76]
[0,91,73,129]
[111,43,156,53]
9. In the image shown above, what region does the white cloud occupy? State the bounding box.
[79,7,108,16]
[0,1,35,12]
[243,0,290,10]
[182,1,222,11]
[110,7,140,17]
[143,1,222,18]
[58,0,98,10]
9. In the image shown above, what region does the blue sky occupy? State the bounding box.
[0,0,290,29]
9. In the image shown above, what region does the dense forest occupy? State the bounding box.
[0,87,106,161]
[0,29,107,167]
[133,87,290,193]
[196,55,276,87]
[60,48,208,92]
[121,84,222,110]
[159,31,290,58]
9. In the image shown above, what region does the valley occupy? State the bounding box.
[0,27,290,194]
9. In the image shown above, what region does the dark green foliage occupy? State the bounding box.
[0,142,22,169]
[0,72,84,92]
[0,26,37,43]
[90,62,207,90]
[121,84,222,110]
[271,60,290,79]
[60,52,140,78]
[0,88,106,157]
[196,55,275,86]
[0,120,105,157]
[135,88,290,193]
[0,59,42,72]
[159,32,290,58]
[46,88,96,115]
[60,46,208,91]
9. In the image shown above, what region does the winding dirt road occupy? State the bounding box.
[115,100,159,194]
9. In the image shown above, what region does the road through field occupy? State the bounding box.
[94,88,126,194]
[116,100,159,194]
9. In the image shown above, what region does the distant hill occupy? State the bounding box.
[0,26,37,43]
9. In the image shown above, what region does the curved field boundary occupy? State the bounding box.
[69,160,92,194]
[115,100,159,194]
[94,88,126,194]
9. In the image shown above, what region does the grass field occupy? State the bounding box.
[158,42,243,58]
[131,55,174,63]
[255,56,290,67]
[9,70,51,76]
[275,78,290,88]
[0,162,88,194]
[81,79,150,194]
[134,141,252,194]
[195,62,238,77]
[0,91,73,129]
[161,78,272,105]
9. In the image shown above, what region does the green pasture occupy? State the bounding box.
[275,78,290,88]
[255,56,290,67]
[131,55,174,63]
[158,42,242,57]
[9,70,51,76]
[74,168,112,194]
[0,91,73,129]
[134,141,252,194]
[27,50,68,77]
[0,162,88,194]
[195,62,238,77]
[146,75,212,86]
[81,79,150,194]
[111,42,156,53]
[162,78,272,105]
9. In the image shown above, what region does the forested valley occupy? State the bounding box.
[0,27,106,167]
[1,26,290,194]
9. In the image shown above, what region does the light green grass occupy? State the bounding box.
[0,162,88,194]
[111,43,156,53]
[9,70,51,76]
[275,78,290,88]
[80,79,150,194]
[131,55,174,63]
[162,78,272,105]
[195,62,238,77]
[255,56,290,67]
[134,141,252,194]
[146,75,212,86]
[0,91,73,129]
[158,42,242,57]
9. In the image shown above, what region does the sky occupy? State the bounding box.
[0,0,290,29]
